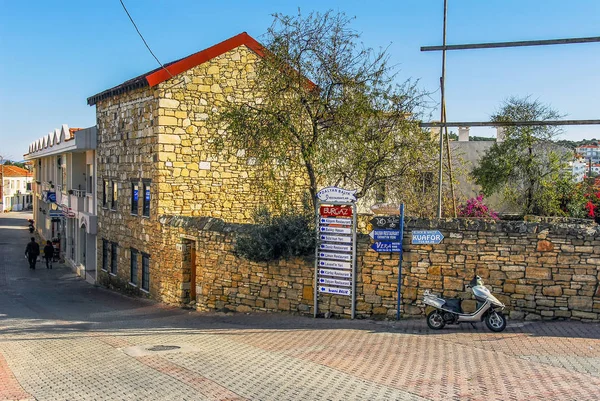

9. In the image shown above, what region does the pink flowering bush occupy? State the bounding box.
[457,195,499,220]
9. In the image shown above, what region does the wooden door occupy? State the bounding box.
[190,244,196,301]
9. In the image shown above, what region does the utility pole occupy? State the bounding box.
[436,0,448,219]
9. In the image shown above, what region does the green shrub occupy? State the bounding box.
[235,205,315,261]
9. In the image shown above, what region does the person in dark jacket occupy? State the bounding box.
[25,237,40,269]
[43,240,54,269]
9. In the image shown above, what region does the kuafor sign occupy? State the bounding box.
[319,205,353,218]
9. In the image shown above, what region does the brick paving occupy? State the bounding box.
[1,212,600,400]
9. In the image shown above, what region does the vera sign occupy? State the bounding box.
[319,206,353,218]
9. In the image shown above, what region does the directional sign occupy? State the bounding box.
[318,268,352,278]
[319,217,352,225]
[318,286,351,296]
[412,230,444,244]
[48,210,64,218]
[370,216,400,229]
[318,260,352,270]
[318,252,352,261]
[319,234,352,243]
[319,205,353,218]
[318,277,352,287]
[371,242,402,253]
[369,229,401,242]
[319,243,352,252]
[319,226,352,235]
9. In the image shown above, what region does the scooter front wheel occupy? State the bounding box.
[427,310,445,330]
[485,311,507,332]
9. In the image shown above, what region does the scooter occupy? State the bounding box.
[423,275,507,332]
[28,223,35,233]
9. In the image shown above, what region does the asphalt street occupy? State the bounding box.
[1,211,600,401]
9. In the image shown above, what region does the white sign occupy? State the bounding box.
[319,226,352,234]
[318,252,352,261]
[318,268,352,278]
[319,217,352,225]
[319,286,351,296]
[318,260,352,270]
[316,187,357,203]
[319,235,352,243]
[318,277,352,287]
[319,243,352,252]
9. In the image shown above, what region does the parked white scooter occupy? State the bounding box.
[423,275,507,332]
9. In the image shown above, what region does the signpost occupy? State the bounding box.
[368,203,406,321]
[370,216,400,229]
[369,229,401,242]
[411,230,444,244]
[314,187,357,319]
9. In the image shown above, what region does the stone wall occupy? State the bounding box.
[94,86,165,300]
[154,45,309,222]
[160,215,600,321]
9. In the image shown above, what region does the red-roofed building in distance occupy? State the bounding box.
[575,143,600,163]
[0,164,33,212]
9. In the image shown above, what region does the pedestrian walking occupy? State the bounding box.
[25,237,40,270]
[43,240,54,269]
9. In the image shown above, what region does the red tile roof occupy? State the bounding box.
[87,32,265,105]
[0,165,31,177]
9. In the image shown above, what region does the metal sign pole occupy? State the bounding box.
[351,202,357,319]
[396,203,405,321]
[313,198,321,318]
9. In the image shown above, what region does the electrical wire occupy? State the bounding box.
[118,0,174,80]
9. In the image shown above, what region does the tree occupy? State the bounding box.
[216,10,432,210]
[472,96,570,215]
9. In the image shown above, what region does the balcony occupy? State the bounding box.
[68,190,86,214]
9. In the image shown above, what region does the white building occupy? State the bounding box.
[570,159,588,182]
[1,164,33,212]
[24,124,98,283]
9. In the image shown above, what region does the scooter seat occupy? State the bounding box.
[444,298,463,313]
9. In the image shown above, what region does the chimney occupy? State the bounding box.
[496,127,505,142]
[458,126,470,142]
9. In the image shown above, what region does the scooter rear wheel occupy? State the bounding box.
[427,310,445,330]
[485,311,507,332]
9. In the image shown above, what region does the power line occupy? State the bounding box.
[118,0,174,80]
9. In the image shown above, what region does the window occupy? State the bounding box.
[142,181,151,217]
[141,253,150,291]
[130,248,138,285]
[131,183,139,214]
[110,242,118,275]
[103,180,108,207]
[111,181,118,210]
[102,239,109,271]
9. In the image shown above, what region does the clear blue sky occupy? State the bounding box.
[1,0,599,159]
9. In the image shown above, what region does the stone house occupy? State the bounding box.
[87,32,309,305]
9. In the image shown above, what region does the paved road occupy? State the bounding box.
[1,212,600,401]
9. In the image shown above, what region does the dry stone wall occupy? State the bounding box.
[161,215,600,321]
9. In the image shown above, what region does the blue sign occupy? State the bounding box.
[145,188,150,201]
[133,189,139,202]
[412,230,444,244]
[369,229,401,242]
[371,242,402,253]
[47,191,56,203]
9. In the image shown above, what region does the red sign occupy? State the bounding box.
[319,205,353,218]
